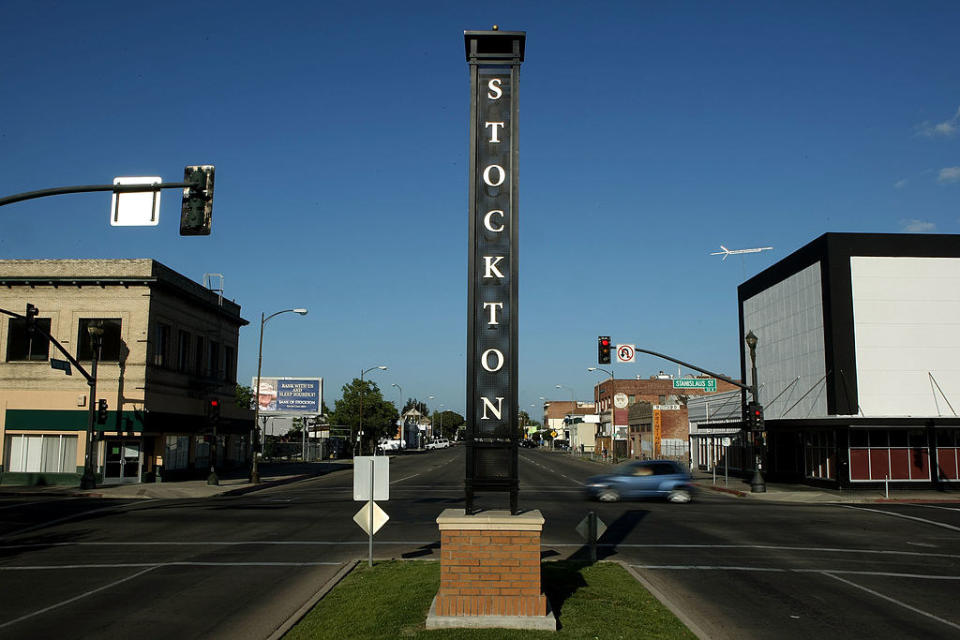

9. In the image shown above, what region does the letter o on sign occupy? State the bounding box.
[483,165,506,187]
[481,348,505,372]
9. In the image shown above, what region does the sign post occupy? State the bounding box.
[464,28,525,515]
[353,456,389,567]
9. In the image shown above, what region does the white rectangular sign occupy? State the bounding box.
[353,456,389,501]
[110,176,161,226]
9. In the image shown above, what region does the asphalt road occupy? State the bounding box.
[1,447,958,639]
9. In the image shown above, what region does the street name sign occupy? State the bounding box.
[673,378,717,392]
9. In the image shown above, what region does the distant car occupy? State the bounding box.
[584,460,695,503]
[377,439,404,452]
[426,438,450,450]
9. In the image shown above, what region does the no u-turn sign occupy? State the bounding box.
[616,344,635,363]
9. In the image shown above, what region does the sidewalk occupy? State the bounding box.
[0,460,352,500]
[692,468,959,503]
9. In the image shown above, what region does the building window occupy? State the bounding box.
[224,346,235,382]
[4,434,78,473]
[5,317,52,361]
[153,323,170,368]
[208,341,220,378]
[195,337,205,377]
[177,330,190,372]
[77,318,122,361]
[849,429,930,482]
[629,395,636,405]
[658,395,665,405]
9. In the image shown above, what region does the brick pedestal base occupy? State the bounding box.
[426,509,555,630]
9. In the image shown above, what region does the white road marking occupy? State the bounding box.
[823,571,960,632]
[0,540,440,550]
[0,561,344,570]
[0,565,159,630]
[908,504,960,513]
[630,565,960,580]
[390,473,420,484]
[832,504,960,532]
[541,543,960,559]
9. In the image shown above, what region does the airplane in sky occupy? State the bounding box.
[710,245,773,260]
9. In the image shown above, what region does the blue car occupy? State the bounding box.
[584,460,695,503]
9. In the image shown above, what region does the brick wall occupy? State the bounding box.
[434,511,548,618]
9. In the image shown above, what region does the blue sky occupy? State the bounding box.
[1,1,957,417]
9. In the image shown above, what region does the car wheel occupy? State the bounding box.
[597,488,620,503]
[667,488,692,504]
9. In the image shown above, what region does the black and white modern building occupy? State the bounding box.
[736,233,960,487]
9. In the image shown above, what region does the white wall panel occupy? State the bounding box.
[851,256,960,417]
[742,263,828,419]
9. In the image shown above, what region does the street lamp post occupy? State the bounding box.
[80,324,104,490]
[251,308,308,484]
[358,365,388,456]
[588,367,615,460]
[391,383,403,450]
[745,330,766,493]
[555,384,576,451]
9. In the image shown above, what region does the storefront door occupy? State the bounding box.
[103,438,142,484]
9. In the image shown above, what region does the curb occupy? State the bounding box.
[694,482,747,497]
[220,473,319,497]
[619,560,711,640]
[266,559,358,640]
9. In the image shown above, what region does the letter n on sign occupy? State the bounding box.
[464,29,525,515]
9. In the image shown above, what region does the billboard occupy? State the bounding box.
[253,377,322,415]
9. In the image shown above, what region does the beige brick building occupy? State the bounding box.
[0,259,251,486]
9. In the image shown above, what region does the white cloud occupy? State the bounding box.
[916,106,960,138]
[894,178,908,189]
[900,219,937,232]
[938,167,960,183]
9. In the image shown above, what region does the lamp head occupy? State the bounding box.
[377,365,388,370]
[587,367,597,372]
[293,308,308,315]
[745,330,758,351]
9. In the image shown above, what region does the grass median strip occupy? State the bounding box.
[284,560,696,639]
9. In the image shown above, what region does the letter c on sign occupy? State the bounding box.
[483,165,506,187]
[483,210,505,233]
[481,348,504,372]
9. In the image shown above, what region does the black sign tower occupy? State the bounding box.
[464,28,525,514]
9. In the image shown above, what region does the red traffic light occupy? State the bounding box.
[209,400,219,407]
[601,338,610,347]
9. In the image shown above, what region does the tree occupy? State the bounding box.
[431,410,465,439]
[402,397,430,416]
[235,384,254,409]
[329,378,399,455]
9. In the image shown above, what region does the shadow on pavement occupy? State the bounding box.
[568,509,649,562]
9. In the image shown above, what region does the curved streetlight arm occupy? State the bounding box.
[0,181,196,208]
[631,347,753,396]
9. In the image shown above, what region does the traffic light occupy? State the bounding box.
[97,399,108,424]
[25,303,38,336]
[179,165,215,235]
[598,336,611,365]
[747,402,764,431]
[207,398,221,425]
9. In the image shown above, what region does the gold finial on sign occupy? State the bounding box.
[492,25,499,31]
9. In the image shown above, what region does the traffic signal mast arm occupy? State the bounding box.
[0,306,94,383]
[630,346,754,396]
[0,180,197,208]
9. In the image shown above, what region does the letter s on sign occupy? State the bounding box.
[487,78,502,100]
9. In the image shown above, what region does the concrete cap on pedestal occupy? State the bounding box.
[436,509,544,531]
